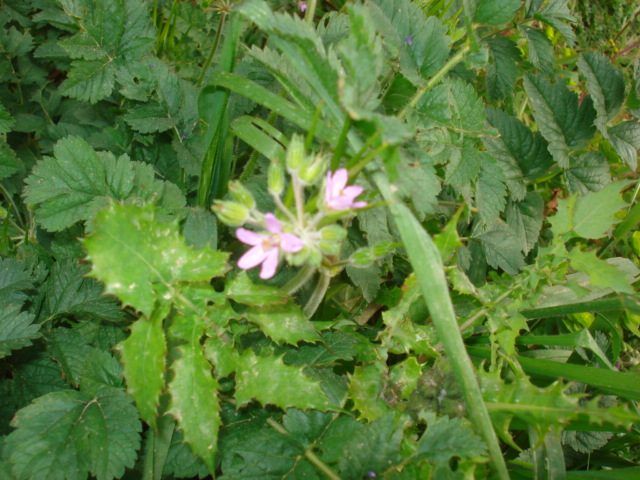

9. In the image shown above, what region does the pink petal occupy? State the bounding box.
[330,169,348,197]
[259,248,279,279]
[327,197,353,210]
[238,245,268,269]
[342,185,363,199]
[280,233,304,253]
[236,228,263,246]
[352,200,367,208]
[324,171,333,204]
[265,213,282,234]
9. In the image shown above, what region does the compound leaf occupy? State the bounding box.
[524,74,596,168]
[0,305,40,359]
[5,387,141,480]
[83,202,229,317]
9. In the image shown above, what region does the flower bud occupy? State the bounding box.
[211,200,250,226]
[228,181,255,210]
[298,154,326,185]
[285,134,305,173]
[320,225,347,242]
[268,156,285,196]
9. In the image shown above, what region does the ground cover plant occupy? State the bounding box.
[1,0,639,478]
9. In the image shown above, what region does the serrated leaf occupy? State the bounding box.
[445,145,481,189]
[244,301,320,345]
[475,224,524,274]
[123,103,178,134]
[8,353,69,412]
[162,428,209,479]
[5,387,141,480]
[348,364,391,422]
[0,139,20,180]
[474,0,522,26]
[338,413,403,480]
[118,310,166,428]
[550,181,628,239]
[416,414,487,464]
[395,155,440,221]
[83,202,229,317]
[476,155,508,225]
[234,350,332,410]
[0,103,15,135]
[505,191,544,254]
[524,74,596,168]
[521,25,554,74]
[369,0,450,85]
[534,0,577,47]
[280,330,363,367]
[578,52,625,132]
[565,151,611,195]
[58,0,154,103]
[23,136,186,231]
[608,121,640,170]
[46,328,94,388]
[449,78,486,133]
[0,258,33,308]
[41,259,122,322]
[168,329,220,473]
[225,271,288,306]
[486,37,520,102]
[568,249,635,294]
[0,305,40,359]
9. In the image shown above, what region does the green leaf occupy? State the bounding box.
[416,413,487,464]
[338,4,385,119]
[0,258,33,309]
[475,224,525,274]
[234,350,332,411]
[505,191,544,254]
[83,202,229,317]
[550,180,628,239]
[395,155,440,221]
[486,37,520,102]
[445,145,480,189]
[521,25,554,74]
[280,330,363,367]
[0,305,40,359]
[449,78,486,133]
[565,151,612,195]
[23,136,186,232]
[118,310,166,428]
[41,259,122,322]
[348,364,392,422]
[476,155,508,225]
[244,301,321,345]
[162,428,209,479]
[46,328,94,388]
[568,249,635,294]
[607,121,640,170]
[484,107,554,195]
[475,0,522,26]
[123,103,178,134]
[0,139,20,181]
[578,52,625,132]
[534,0,577,47]
[168,324,221,474]
[524,74,597,168]
[225,271,288,306]
[5,387,141,480]
[59,0,155,103]
[338,413,403,480]
[0,103,15,135]
[369,0,451,85]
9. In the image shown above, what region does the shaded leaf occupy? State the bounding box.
[534,0,577,47]
[608,121,640,170]
[0,305,40,359]
[505,191,544,254]
[348,364,391,422]
[475,224,524,274]
[521,25,554,74]
[578,52,625,132]
[474,0,522,26]
[565,151,611,195]
[476,156,508,225]
[486,37,520,102]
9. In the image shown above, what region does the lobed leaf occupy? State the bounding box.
[83,202,229,317]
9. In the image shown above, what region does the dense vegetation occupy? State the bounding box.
[1,0,639,479]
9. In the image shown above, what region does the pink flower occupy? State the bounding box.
[236,213,303,279]
[299,2,307,13]
[324,169,367,211]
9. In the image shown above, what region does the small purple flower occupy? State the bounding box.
[405,35,412,46]
[236,213,303,279]
[299,2,307,13]
[324,169,367,211]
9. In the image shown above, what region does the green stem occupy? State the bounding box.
[373,173,510,480]
[398,42,471,120]
[305,101,324,150]
[348,144,389,178]
[304,272,331,318]
[156,0,178,57]
[196,12,227,87]
[331,114,351,170]
[283,264,316,294]
[304,0,318,25]
[346,132,380,169]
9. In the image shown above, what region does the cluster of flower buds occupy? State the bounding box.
[213,134,367,280]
